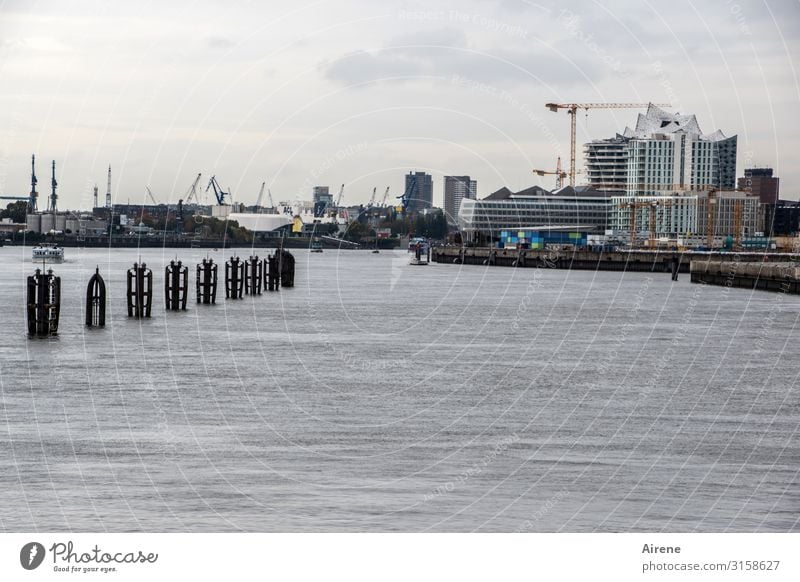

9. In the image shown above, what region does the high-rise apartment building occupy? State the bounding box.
[404,171,433,213]
[584,105,737,196]
[444,176,477,225]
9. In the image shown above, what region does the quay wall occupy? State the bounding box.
[689,260,800,294]
[432,247,799,274]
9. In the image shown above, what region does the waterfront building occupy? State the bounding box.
[443,176,477,225]
[457,185,612,242]
[609,190,759,239]
[738,168,779,205]
[584,105,737,196]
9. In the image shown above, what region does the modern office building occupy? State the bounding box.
[609,190,759,239]
[457,185,612,242]
[404,171,433,213]
[443,175,477,225]
[457,184,759,243]
[738,168,779,205]
[584,105,738,196]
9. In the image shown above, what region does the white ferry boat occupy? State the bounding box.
[32,243,64,263]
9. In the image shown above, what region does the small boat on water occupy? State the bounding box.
[32,243,64,263]
[408,237,430,265]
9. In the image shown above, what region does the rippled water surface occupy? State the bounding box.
[0,246,798,531]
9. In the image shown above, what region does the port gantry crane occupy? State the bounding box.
[368,187,377,207]
[380,186,390,207]
[184,173,202,205]
[545,102,671,188]
[206,175,231,205]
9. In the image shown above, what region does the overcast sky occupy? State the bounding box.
[0,0,798,210]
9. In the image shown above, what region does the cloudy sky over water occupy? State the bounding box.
[0,0,797,209]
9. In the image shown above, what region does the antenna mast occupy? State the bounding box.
[105,165,112,208]
[49,160,58,212]
[29,154,38,212]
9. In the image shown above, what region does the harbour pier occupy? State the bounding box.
[432,247,798,275]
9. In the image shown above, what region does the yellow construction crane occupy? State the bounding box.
[706,191,717,249]
[545,102,671,187]
[733,198,744,250]
[532,156,581,190]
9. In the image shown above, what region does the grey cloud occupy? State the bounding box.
[322,41,602,88]
[206,36,234,49]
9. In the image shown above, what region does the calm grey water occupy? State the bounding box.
[0,246,798,532]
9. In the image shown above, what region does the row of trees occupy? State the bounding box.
[0,201,27,223]
[137,212,253,243]
[342,211,448,243]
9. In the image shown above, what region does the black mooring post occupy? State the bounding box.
[85,267,106,327]
[196,258,218,304]
[27,268,61,336]
[127,262,153,318]
[672,256,680,281]
[245,255,263,295]
[225,256,244,299]
[265,254,279,292]
[165,260,188,311]
[280,250,295,288]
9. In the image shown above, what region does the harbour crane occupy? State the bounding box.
[398,174,416,215]
[335,183,345,208]
[732,198,744,250]
[267,188,275,209]
[380,186,390,207]
[706,191,717,249]
[545,102,671,187]
[206,175,230,205]
[184,173,202,204]
[368,187,377,207]
[532,156,582,190]
[146,187,159,205]
[175,199,184,235]
[256,182,266,208]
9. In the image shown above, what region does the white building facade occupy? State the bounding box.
[585,105,738,196]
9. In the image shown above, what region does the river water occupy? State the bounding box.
[0,246,798,532]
